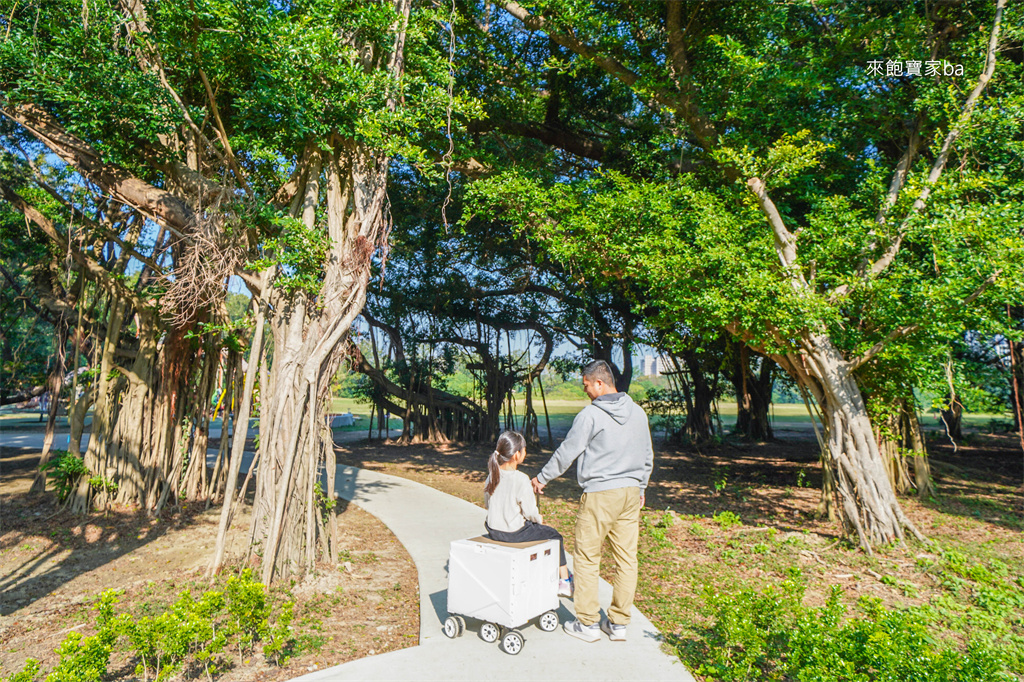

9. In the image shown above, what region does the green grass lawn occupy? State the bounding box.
[0,396,1008,440]
[326,396,1014,439]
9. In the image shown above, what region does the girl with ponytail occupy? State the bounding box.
[484,430,573,597]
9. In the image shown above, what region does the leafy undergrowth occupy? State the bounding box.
[2,561,416,682]
[638,514,1024,681]
[1,447,419,682]
[2,570,298,682]
[338,430,1024,681]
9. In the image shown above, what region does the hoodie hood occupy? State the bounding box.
[591,392,634,424]
[536,390,654,493]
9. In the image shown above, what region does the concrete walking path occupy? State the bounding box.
[292,465,694,681]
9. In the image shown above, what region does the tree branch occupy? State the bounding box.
[196,66,252,196]
[0,264,62,326]
[848,324,921,373]
[500,0,725,169]
[833,0,1006,297]
[746,176,811,293]
[829,124,922,300]
[119,0,225,166]
[468,117,610,163]
[0,183,147,310]
[875,124,922,227]
[2,104,195,232]
[848,270,1001,372]
[19,168,167,277]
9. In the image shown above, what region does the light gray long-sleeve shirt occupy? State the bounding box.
[485,469,542,532]
[537,392,654,493]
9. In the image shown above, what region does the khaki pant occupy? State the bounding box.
[573,487,641,626]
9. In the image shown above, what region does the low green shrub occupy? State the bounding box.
[0,571,296,682]
[38,451,88,502]
[1,659,40,682]
[688,522,712,538]
[713,510,742,530]
[643,512,676,547]
[680,578,1017,682]
[87,476,118,496]
[225,569,272,652]
[262,602,296,665]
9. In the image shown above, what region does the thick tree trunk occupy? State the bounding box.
[65,292,222,514]
[774,334,924,552]
[537,373,553,445]
[904,407,935,499]
[251,142,393,584]
[876,410,916,497]
[67,385,93,457]
[869,394,935,499]
[523,379,539,444]
[676,350,715,442]
[73,298,126,513]
[730,342,774,441]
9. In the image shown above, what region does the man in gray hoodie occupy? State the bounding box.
[531,360,654,643]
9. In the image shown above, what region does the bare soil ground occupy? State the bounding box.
[0,447,418,681]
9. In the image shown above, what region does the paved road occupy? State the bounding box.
[291,466,694,682]
[0,422,398,467]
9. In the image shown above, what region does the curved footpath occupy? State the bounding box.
[292,465,694,682]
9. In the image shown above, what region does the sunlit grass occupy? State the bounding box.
[323,396,1014,436]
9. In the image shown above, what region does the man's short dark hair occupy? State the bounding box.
[582,360,616,386]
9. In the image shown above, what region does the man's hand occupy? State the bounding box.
[640,492,645,509]
[531,477,546,495]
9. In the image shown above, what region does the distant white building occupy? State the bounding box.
[639,354,668,377]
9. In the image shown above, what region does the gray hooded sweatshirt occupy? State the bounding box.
[536,392,654,493]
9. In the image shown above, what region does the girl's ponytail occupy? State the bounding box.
[484,450,501,496]
[483,430,526,496]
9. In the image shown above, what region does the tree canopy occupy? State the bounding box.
[1,0,1022,567]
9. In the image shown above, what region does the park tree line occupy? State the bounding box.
[1,0,1022,581]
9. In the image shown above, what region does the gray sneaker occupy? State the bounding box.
[563,619,601,643]
[601,619,627,641]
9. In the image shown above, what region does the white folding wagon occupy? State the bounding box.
[444,535,561,655]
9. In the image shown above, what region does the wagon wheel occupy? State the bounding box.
[455,615,466,635]
[538,610,559,632]
[480,621,500,643]
[443,616,460,638]
[500,629,524,655]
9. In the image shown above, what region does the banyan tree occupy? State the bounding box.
[2,0,456,581]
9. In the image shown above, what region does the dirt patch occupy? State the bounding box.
[333,435,839,530]
[0,447,418,680]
